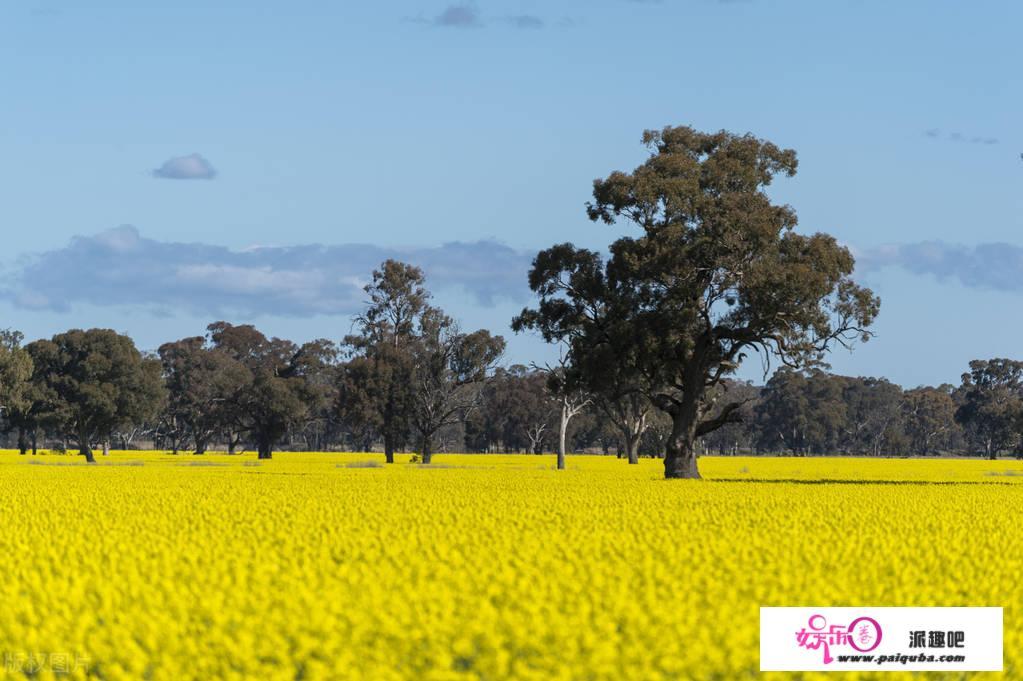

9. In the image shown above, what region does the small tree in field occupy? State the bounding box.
[518,126,879,478]
[343,260,426,463]
[528,348,589,471]
[346,260,505,464]
[407,310,505,464]
[158,336,250,454]
[27,329,165,463]
[206,323,333,460]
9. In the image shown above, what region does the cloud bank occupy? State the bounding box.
[923,129,999,145]
[152,153,218,180]
[411,5,556,29]
[856,241,1023,292]
[1,226,534,317]
[429,4,481,28]
[504,15,544,29]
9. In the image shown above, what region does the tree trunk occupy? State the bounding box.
[102,441,110,457]
[625,433,640,465]
[664,438,700,478]
[527,428,544,455]
[664,412,700,479]
[31,429,37,455]
[557,402,569,471]
[611,409,646,465]
[17,427,28,455]
[80,440,96,464]
[383,432,395,464]
[257,436,273,460]
[420,435,433,465]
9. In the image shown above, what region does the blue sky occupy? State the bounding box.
[1,0,1020,388]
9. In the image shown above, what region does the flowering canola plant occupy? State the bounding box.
[0,451,1018,680]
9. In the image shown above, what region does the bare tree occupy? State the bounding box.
[534,346,590,471]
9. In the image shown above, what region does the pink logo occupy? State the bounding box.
[795,614,882,663]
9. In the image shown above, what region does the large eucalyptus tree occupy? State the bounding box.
[517,126,879,478]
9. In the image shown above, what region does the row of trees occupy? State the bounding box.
[711,367,1023,459]
[5,311,1022,463]
[466,366,1023,460]
[0,261,504,463]
[8,124,1011,477]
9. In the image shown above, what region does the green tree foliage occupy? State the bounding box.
[755,369,843,455]
[466,366,554,453]
[345,260,504,464]
[26,329,164,463]
[754,371,912,456]
[407,309,505,464]
[206,323,334,459]
[902,385,959,456]
[840,376,904,456]
[344,260,427,462]
[158,336,251,454]
[336,356,385,453]
[955,359,1023,459]
[0,330,34,450]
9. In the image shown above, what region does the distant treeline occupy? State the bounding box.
[1,306,1018,462]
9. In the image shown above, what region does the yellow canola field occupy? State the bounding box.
[0,451,1020,680]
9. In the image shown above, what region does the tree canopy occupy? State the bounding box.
[26,329,164,463]
[0,331,33,435]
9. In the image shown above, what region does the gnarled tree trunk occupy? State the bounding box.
[622,414,646,465]
[556,394,588,471]
[663,409,701,479]
[664,437,700,479]
[557,402,570,471]
[625,433,641,465]
[79,439,96,464]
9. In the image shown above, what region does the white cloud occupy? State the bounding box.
[857,241,1023,291]
[152,153,218,180]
